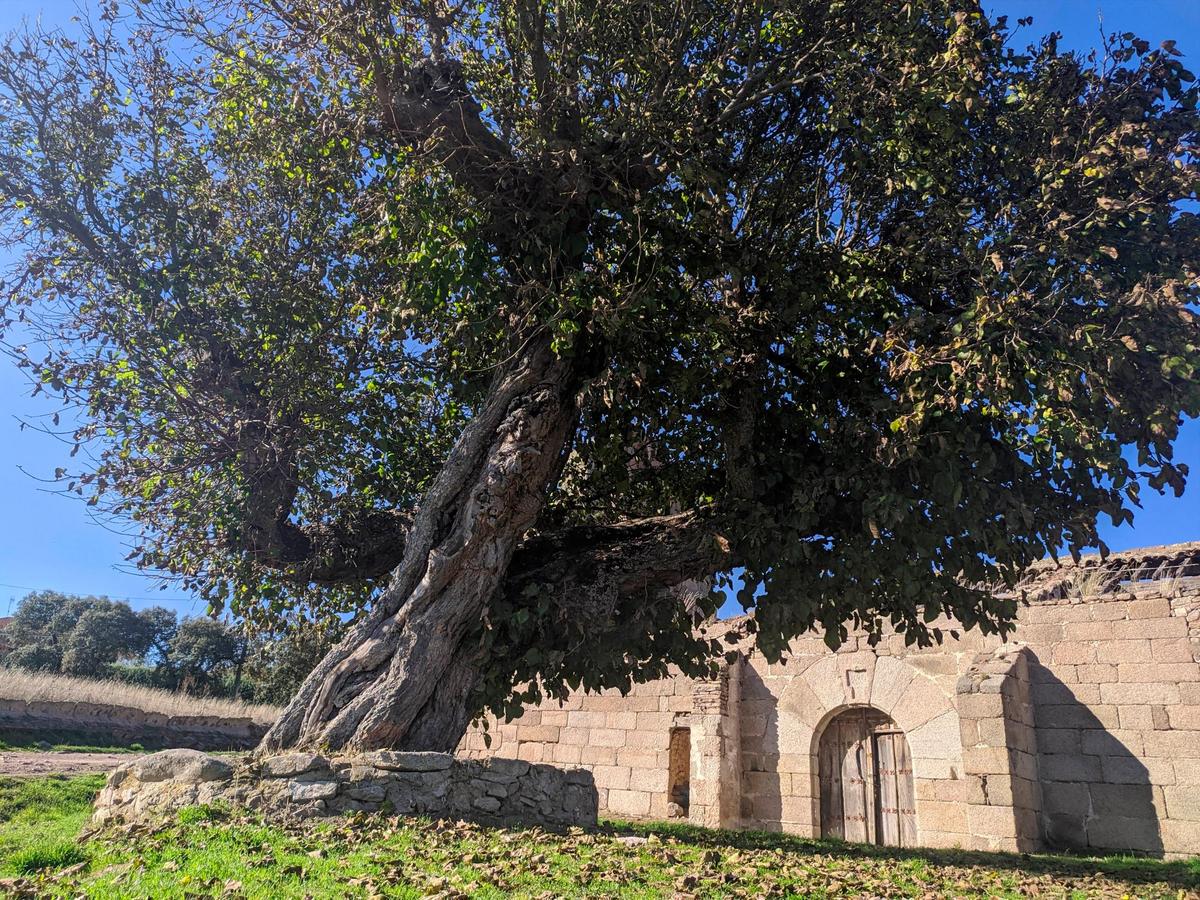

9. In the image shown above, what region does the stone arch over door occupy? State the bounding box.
[753,651,964,844]
[817,706,917,846]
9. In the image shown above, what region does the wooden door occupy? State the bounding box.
[820,709,915,846]
[818,718,846,840]
[819,709,879,843]
[667,727,691,814]
[873,730,917,847]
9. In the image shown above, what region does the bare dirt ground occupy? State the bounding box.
[0,751,130,777]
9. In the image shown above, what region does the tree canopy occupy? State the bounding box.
[0,0,1196,748]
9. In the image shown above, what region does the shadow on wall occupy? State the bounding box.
[1032,654,1163,856]
[739,654,1165,856]
[737,663,788,832]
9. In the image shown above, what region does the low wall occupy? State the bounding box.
[0,698,268,750]
[91,749,598,830]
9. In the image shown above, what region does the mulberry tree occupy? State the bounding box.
[0,0,1196,752]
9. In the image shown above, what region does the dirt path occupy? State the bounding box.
[0,751,131,777]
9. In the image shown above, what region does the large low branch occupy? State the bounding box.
[504,508,738,662]
[507,509,732,603]
[399,508,735,748]
[245,493,727,633]
[243,505,414,585]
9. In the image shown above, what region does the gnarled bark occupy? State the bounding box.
[261,336,584,752]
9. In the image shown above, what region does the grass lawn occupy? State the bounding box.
[0,733,146,754]
[0,775,105,878]
[1,776,1198,898]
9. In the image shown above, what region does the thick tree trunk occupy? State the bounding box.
[260,337,582,753]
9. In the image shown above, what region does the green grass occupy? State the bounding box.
[8,842,89,875]
[0,729,146,753]
[176,803,229,825]
[0,730,242,755]
[0,775,1197,898]
[0,774,105,879]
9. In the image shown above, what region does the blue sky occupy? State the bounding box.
[0,0,1196,615]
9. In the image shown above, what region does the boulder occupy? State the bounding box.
[472,795,502,813]
[476,757,530,780]
[261,752,328,778]
[288,780,339,802]
[127,749,234,784]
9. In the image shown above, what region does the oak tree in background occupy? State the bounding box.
[244,617,345,707]
[170,616,247,694]
[2,591,157,675]
[0,0,1196,752]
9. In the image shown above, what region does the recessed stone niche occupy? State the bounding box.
[91,748,598,829]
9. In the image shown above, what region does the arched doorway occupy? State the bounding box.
[818,707,916,846]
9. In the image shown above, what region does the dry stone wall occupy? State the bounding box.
[92,748,597,829]
[0,698,268,750]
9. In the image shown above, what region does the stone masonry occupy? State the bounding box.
[0,698,267,750]
[92,748,597,829]
[462,542,1200,858]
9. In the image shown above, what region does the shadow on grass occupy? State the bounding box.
[0,728,146,754]
[0,726,249,753]
[602,819,1200,890]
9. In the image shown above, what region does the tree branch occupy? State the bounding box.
[236,443,413,585]
[375,56,518,207]
[507,508,733,612]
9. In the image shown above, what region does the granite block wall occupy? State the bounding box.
[462,543,1200,857]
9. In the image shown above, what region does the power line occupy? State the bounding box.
[0,580,202,605]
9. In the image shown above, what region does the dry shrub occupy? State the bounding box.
[0,669,278,725]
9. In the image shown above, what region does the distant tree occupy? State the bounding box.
[5,590,83,650]
[137,606,179,674]
[4,590,153,676]
[3,643,61,672]
[246,618,344,706]
[59,602,152,677]
[6,590,99,669]
[171,617,243,694]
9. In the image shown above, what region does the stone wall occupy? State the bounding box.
[689,658,741,828]
[957,645,1041,852]
[462,543,1200,857]
[735,633,973,847]
[1015,580,1200,856]
[459,670,697,822]
[92,749,597,830]
[0,698,268,750]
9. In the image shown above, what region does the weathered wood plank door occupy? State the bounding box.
[873,729,917,847]
[818,719,846,839]
[819,709,878,843]
[875,730,902,847]
[819,709,915,846]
